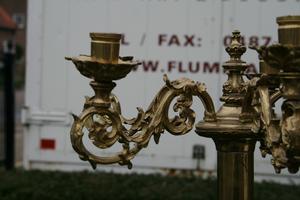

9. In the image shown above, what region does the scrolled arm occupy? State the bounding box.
[70,75,216,169]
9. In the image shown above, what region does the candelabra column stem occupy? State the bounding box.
[215,138,256,200]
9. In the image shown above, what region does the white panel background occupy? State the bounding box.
[25,0,300,182]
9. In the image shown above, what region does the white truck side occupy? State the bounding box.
[24,0,300,183]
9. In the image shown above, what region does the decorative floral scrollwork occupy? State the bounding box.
[253,45,300,72]
[70,75,216,169]
[252,73,300,173]
[70,107,131,169]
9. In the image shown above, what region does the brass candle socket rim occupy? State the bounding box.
[277,15,300,26]
[90,32,122,42]
[66,55,139,82]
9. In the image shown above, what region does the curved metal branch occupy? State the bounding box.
[70,75,216,169]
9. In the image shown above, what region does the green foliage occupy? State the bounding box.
[0,170,299,200]
[254,180,300,200]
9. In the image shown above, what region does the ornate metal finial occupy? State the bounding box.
[221,31,248,105]
[225,30,246,61]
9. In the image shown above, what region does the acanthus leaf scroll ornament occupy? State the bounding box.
[70,75,216,169]
[250,41,300,173]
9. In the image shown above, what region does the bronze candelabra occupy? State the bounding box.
[66,16,300,200]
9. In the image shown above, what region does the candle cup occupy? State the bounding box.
[90,33,122,63]
[277,15,300,46]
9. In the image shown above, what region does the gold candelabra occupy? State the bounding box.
[66,15,300,200]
